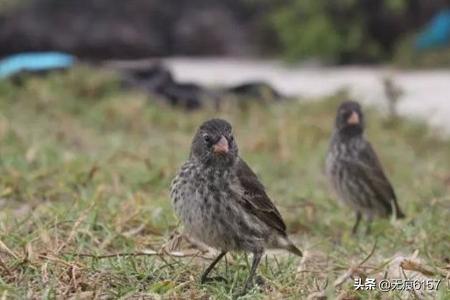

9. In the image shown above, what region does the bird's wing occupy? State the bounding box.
[231,158,287,235]
[353,141,402,215]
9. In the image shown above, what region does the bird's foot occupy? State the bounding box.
[255,275,265,286]
[233,276,264,298]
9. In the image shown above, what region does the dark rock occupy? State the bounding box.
[120,63,216,110]
[226,81,284,102]
[119,63,284,110]
[163,82,206,110]
[0,0,268,59]
[121,63,174,92]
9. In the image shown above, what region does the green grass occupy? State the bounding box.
[0,67,449,299]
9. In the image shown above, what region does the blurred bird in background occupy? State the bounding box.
[326,101,405,235]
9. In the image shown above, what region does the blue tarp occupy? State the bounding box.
[415,9,450,50]
[0,52,75,79]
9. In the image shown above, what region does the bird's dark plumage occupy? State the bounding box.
[170,118,302,292]
[235,159,287,235]
[326,101,405,234]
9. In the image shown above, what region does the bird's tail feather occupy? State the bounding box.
[391,199,405,219]
[286,242,303,257]
[396,208,405,219]
[277,236,303,257]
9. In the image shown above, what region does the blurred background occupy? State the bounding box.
[0,0,449,63]
[0,0,449,131]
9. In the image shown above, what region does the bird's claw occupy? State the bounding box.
[255,275,265,286]
[232,276,265,298]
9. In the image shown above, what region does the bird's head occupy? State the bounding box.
[335,101,365,136]
[190,118,238,168]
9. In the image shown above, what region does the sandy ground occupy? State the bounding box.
[164,58,450,136]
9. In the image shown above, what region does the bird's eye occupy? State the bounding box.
[229,135,234,143]
[203,135,212,145]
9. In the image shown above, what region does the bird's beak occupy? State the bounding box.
[347,111,360,124]
[213,135,229,155]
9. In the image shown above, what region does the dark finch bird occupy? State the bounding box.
[170,118,302,292]
[326,101,405,234]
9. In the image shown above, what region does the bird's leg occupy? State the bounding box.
[352,212,362,235]
[200,251,227,284]
[242,251,263,293]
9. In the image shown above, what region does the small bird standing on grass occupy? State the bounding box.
[170,118,302,293]
[326,101,405,234]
